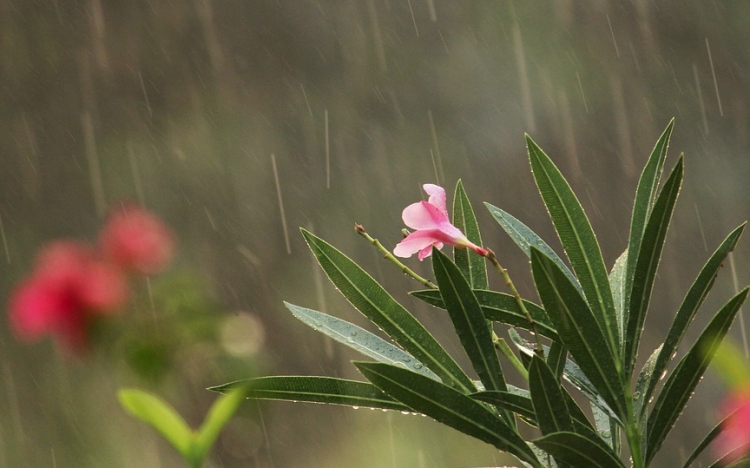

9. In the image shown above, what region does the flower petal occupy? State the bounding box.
[401,201,449,230]
[423,184,448,215]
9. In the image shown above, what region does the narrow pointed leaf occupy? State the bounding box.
[645,287,750,463]
[591,403,620,454]
[533,432,626,468]
[530,247,626,419]
[209,376,410,411]
[355,362,541,466]
[643,223,746,411]
[118,389,194,458]
[193,385,248,460]
[624,120,674,347]
[453,180,488,289]
[527,136,619,357]
[485,202,581,293]
[682,406,742,468]
[432,249,506,394]
[609,249,628,340]
[548,341,567,380]
[285,302,440,381]
[633,345,662,422]
[411,288,559,341]
[624,156,683,377]
[301,229,474,391]
[529,356,574,436]
[471,390,537,423]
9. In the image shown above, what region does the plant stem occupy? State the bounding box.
[354,223,438,289]
[493,334,529,380]
[625,387,645,468]
[485,249,544,356]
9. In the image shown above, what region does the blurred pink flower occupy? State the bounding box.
[394,184,488,261]
[100,205,174,275]
[715,389,750,463]
[9,241,128,351]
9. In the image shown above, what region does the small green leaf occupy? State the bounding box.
[624,156,683,377]
[355,362,541,467]
[527,136,620,358]
[484,202,581,293]
[301,229,474,391]
[634,345,662,422]
[285,302,440,381]
[642,223,746,411]
[645,287,750,463]
[431,249,507,395]
[531,247,626,420]
[529,356,574,436]
[591,403,620,454]
[118,389,194,459]
[682,406,741,468]
[193,385,248,461]
[609,249,628,340]
[533,432,626,468]
[411,289,559,341]
[209,376,410,411]
[453,180,488,289]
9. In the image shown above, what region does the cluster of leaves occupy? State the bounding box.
[213,121,748,467]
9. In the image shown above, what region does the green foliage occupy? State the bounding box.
[213,122,749,467]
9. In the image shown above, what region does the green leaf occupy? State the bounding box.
[527,135,620,359]
[193,385,248,461]
[547,341,567,380]
[471,390,537,424]
[642,223,746,412]
[624,120,674,351]
[355,362,541,467]
[533,432,626,468]
[301,229,474,391]
[118,389,194,459]
[624,156,684,377]
[645,287,750,463]
[285,302,440,381]
[609,249,628,341]
[484,202,581,293]
[453,180,488,289]
[529,356,574,436]
[431,249,507,395]
[209,376,410,411]
[633,345,662,422]
[682,406,740,468]
[530,247,627,420]
[591,403,620,455]
[411,289,559,342]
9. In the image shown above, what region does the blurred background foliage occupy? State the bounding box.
[1,1,750,466]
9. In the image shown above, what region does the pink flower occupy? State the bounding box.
[100,205,174,275]
[9,241,128,351]
[715,389,750,462]
[394,184,488,261]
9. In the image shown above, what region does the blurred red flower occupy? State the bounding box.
[9,241,128,351]
[100,205,174,275]
[715,388,750,463]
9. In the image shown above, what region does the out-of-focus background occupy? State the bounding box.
[1,1,749,467]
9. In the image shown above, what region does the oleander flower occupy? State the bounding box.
[100,205,174,275]
[394,184,488,261]
[715,388,750,463]
[9,241,128,351]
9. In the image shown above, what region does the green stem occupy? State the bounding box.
[354,223,438,289]
[485,249,544,356]
[624,387,645,468]
[493,334,529,380]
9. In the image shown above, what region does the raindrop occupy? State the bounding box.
[413,363,423,370]
[633,391,641,400]
[350,331,358,337]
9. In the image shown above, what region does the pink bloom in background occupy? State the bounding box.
[715,389,750,462]
[9,241,128,351]
[394,184,488,261]
[100,205,174,275]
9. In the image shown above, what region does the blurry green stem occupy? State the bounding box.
[485,249,544,356]
[493,334,528,380]
[355,223,437,289]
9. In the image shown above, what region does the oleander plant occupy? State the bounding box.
[212,120,750,467]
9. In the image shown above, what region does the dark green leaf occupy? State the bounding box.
[432,249,507,394]
[453,180,488,289]
[530,247,627,419]
[209,376,409,411]
[624,156,683,377]
[285,302,440,381]
[527,135,620,357]
[484,202,581,293]
[682,406,741,468]
[643,223,746,413]
[355,362,541,466]
[548,341,567,380]
[533,432,625,467]
[624,120,674,352]
[645,287,750,463]
[471,390,536,423]
[411,289,559,341]
[301,229,474,391]
[529,356,574,436]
